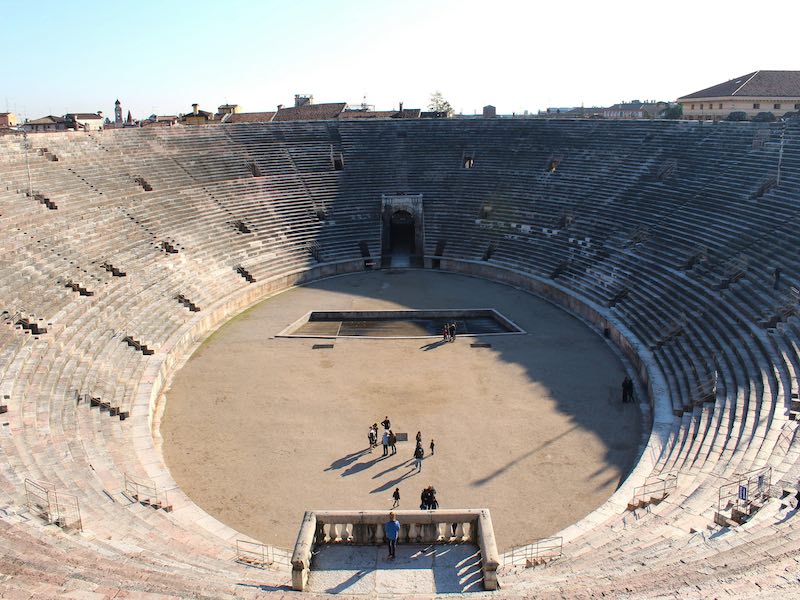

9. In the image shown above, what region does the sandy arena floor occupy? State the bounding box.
[160,270,643,550]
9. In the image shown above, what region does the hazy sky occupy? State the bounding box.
[3,0,799,120]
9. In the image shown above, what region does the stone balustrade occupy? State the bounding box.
[291,509,500,591]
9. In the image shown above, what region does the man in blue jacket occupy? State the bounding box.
[385,512,400,559]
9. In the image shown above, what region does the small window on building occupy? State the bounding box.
[753,103,760,110]
[774,103,781,110]
[700,104,704,110]
[718,103,723,109]
[691,104,695,110]
[795,103,800,110]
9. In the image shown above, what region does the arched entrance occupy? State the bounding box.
[380,194,425,268]
[389,210,415,267]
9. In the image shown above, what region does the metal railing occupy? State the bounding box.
[124,473,170,510]
[503,536,563,567]
[24,478,82,531]
[716,466,772,518]
[235,539,290,568]
[630,472,678,508]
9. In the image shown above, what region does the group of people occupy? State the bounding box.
[369,420,435,468]
[420,485,438,510]
[621,376,635,404]
[441,321,458,342]
[368,417,397,457]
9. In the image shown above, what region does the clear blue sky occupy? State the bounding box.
[3,0,799,120]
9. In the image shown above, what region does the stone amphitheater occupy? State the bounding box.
[0,118,799,599]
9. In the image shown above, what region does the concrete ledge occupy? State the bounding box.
[277,307,525,338]
[291,509,500,591]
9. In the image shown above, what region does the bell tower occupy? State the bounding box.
[114,99,123,125]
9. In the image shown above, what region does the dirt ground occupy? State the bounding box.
[160,270,643,551]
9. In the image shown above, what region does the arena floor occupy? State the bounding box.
[160,270,644,551]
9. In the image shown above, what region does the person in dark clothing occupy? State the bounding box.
[430,439,435,455]
[420,486,438,510]
[774,267,782,290]
[392,487,400,508]
[389,430,397,455]
[622,376,634,403]
[416,431,422,445]
[368,426,376,451]
[414,444,424,472]
[381,416,391,430]
[448,322,456,342]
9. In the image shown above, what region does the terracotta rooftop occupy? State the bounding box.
[66,113,103,120]
[273,102,346,121]
[340,108,421,120]
[228,111,276,123]
[679,70,800,100]
[340,110,398,119]
[26,115,66,125]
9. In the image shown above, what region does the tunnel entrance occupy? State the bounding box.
[389,210,415,267]
[381,194,424,268]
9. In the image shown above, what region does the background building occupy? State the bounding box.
[678,70,800,121]
[181,103,217,125]
[65,112,104,131]
[602,100,668,119]
[22,115,66,132]
[0,112,18,129]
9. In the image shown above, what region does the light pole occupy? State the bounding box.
[23,130,32,197]
[777,123,786,187]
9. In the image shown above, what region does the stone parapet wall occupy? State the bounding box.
[290,509,499,591]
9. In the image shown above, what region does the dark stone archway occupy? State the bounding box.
[381,195,424,268]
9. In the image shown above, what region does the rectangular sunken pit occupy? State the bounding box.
[278,309,524,339]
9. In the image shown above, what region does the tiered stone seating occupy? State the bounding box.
[0,118,799,597]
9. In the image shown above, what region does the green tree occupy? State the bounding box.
[428,91,454,117]
[662,104,683,119]
[726,111,747,122]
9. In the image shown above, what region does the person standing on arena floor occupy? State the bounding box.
[382,429,390,457]
[392,487,400,508]
[368,426,376,452]
[430,439,435,455]
[448,322,456,342]
[442,323,449,342]
[385,512,400,559]
[381,416,391,430]
[416,431,422,445]
[389,430,397,455]
[414,443,424,472]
